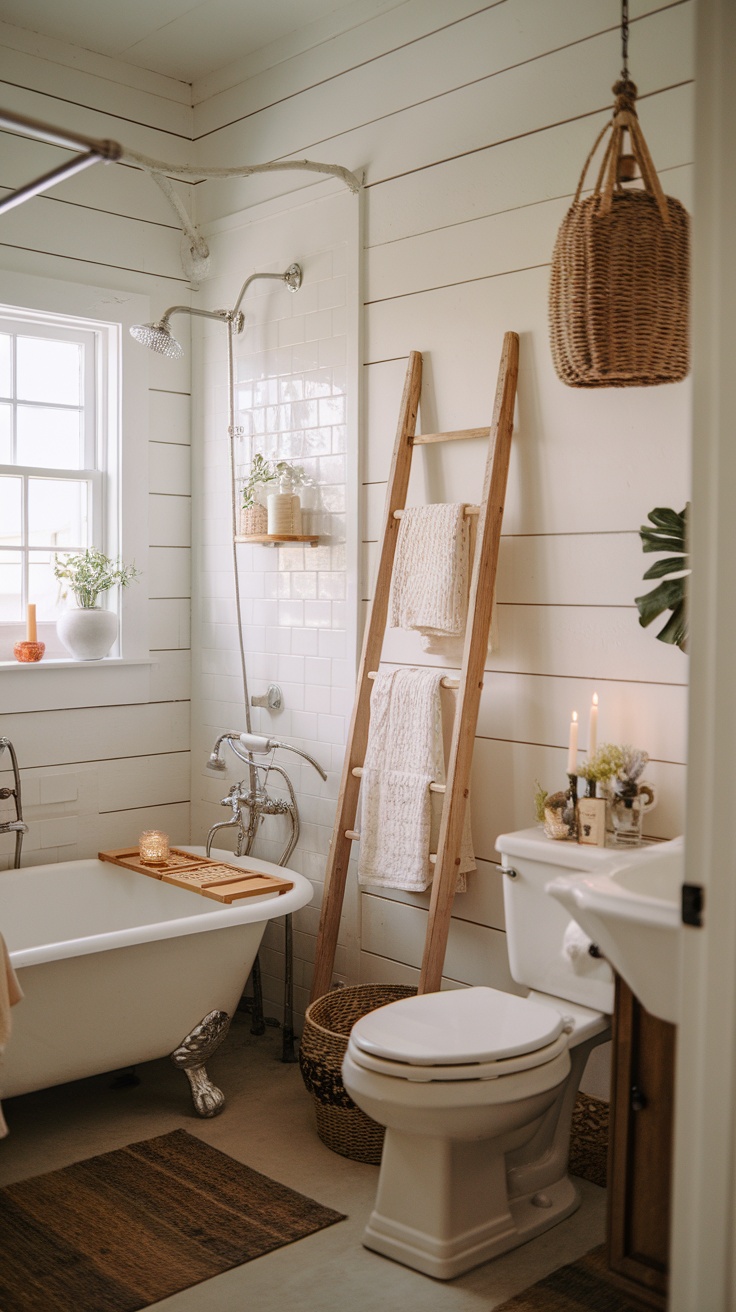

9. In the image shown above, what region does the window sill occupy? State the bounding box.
[0,657,156,671]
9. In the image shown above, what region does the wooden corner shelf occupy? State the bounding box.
[235,534,320,546]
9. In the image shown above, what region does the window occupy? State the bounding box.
[0,310,110,623]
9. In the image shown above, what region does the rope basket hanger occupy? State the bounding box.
[549,1,690,388]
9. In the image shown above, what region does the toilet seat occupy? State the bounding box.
[346,1029,570,1082]
[349,986,571,1083]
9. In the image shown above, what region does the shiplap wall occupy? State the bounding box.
[0,1,694,1023]
[0,23,194,865]
[191,0,693,1005]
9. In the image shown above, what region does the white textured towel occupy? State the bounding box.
[390,503,498,655]
[390,505,470,650]
[358,668,475,892]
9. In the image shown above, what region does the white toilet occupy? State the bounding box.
[341,827,617,1280]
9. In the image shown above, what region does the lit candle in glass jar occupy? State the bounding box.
[138,830,170,864]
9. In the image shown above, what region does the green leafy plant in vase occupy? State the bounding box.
[53,547,140,661]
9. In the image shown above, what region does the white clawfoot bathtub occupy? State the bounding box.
[0,846,312,1114]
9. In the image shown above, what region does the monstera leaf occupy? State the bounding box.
[635,505,689,652]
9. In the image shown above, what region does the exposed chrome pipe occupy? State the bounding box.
[129,265,301,361]
[130,266,302,763]
[204,732,325,1062]
[0,738,27,868]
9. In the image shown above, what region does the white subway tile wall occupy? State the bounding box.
[192,198,358,1023]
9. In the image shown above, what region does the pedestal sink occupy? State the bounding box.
[546,837,684,1024]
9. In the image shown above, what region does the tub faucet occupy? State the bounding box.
[0,737,26,868]
[204,730,326,1063]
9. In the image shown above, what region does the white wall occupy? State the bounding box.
[191,0,693,1017]
[0,1,694,1038]
[0,24,194,865]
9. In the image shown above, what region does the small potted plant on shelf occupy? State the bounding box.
[54,547,140,661]
[240,454,309,537]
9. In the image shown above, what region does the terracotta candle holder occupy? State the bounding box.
[13,641,45,663]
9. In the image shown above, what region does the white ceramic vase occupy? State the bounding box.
[57,606,118,660]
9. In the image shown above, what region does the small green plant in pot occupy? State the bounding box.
[54,547,140,661]
[241,453,278,511]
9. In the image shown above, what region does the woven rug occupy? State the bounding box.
[0,1129,345,1312]
[569,1092,609,1189]
[492,1246,644,1311]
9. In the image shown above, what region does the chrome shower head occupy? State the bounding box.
[129,320,184,359]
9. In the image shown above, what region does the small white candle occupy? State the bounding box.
[567,711,579,774]
[26,603,37,643]
[589,692,599,758]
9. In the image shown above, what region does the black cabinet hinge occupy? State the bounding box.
[682,882,705,928]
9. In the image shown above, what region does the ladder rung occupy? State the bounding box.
[393,506,479,519]
[412,427,490,446]
[346,827,438,864]
[351,766,446,794]
[367,670,459,690]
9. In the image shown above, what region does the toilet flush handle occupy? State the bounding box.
[500,866,518,880]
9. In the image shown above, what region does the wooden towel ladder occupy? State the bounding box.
[310,332,519,1002]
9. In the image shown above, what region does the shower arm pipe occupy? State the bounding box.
[158,305,235,327]
[231,271,294,320]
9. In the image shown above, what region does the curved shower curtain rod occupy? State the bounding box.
[0,105,363,279]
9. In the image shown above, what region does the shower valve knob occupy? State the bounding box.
[251,683,283,711]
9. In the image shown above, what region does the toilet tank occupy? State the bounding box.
[496,828,615,1014]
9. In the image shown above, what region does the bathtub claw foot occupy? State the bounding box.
[171,1010,231,1118]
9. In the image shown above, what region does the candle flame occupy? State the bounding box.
[572,711,578,722]
[592,692,598,706]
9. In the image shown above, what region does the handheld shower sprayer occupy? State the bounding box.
[206,731,327,781]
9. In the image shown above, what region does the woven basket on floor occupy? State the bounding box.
[299,983,417,1164]
[239,503,268,536]
[550,79,690,388]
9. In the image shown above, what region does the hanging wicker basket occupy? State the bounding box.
[299,983,417,1163]
[549,79,690,388]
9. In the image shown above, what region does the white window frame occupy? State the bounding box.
[0,271,149,665]
[0,313,104,616]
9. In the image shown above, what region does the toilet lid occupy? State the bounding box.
[350,987,565,1066]
[346,1030,570,1083]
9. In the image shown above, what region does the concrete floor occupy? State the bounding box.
[0,1012,607,1311]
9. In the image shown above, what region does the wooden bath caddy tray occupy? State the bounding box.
[98,847,293,903]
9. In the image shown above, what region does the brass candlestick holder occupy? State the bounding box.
[562,773,578,840]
